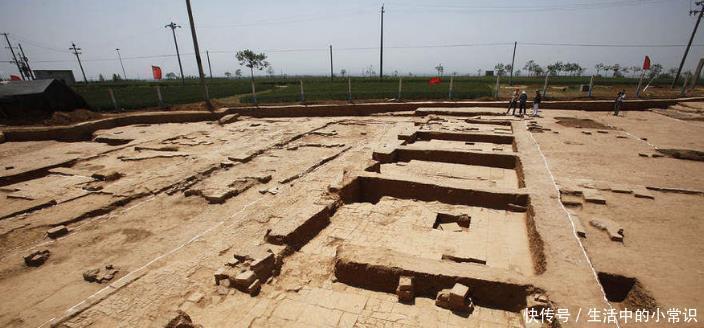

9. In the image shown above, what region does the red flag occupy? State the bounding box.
[10,75,21,81]
[428,77,441,85]
[152,66,162,80]
[642,56,651,70]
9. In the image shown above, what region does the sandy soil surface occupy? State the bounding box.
[0,105,701,328]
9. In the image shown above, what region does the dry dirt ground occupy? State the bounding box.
[0,104,702,328]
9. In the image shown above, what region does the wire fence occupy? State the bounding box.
[70,75,701,111]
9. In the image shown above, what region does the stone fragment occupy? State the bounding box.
[449,283,470,309]
[216,285,230,296]
[435,289,451,309]
[438,222,463,232]
[506,203,527,212]
[581,131,592,135]
[651,153,664,158]
[590,218,624,242]
[91,171,123,181]
[218,113,240,125]
[225,258,239,267]
[47,225,69,239]
[610,185,633,194]
[247,279,261,296]
[638,153,649,157]
[633,187,655,199]
[456,214,471,228]
[396,276,414,303]
[24,249,50,267]
[83,268,100,282]
[234,270,257,289]
[187,292,205,303]
[583,189,607,205]
[213,267,229,285]
[597,130,609,134]
[165,310,198,328]
[218,278,231,288]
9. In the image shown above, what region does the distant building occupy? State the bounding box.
[34,70,76,85]
[0,79,88,120]
[485,71,495,77]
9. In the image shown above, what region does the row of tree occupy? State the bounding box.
[490,60,692,80]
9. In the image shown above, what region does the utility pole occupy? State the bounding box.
[2,33,25,80]
[673,0,704,88]
[18,43,34,79]
[69,42,88,84]
[329,44,334,82]
[115,48,127,80]
[165,21,185,85]
[379,4,384,81]
[206,50,213,78]
[510,41,517,85]
[185,0,213,110]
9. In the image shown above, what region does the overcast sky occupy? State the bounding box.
[1,0,703,80]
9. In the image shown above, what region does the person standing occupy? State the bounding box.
[506,89,519,115]
[613,90,625,116]
[532,90,542,117]
[518,91,528,116]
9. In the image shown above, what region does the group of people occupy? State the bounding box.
[506,89,542,117]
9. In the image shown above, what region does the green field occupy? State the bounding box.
[70,75,693,111]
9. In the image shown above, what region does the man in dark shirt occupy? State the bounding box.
[518,91,528,116]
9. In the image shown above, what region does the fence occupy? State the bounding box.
[71,75,701,111]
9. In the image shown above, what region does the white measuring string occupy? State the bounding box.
[526,122,621,328]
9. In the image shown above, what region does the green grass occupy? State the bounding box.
[71,75,693,111]
[239,77,493,103]
[72,79,264,111]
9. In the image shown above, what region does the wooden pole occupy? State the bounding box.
[348,77,352,102]
[156,85,164,107]
[300,79,305,103]
[635,71,646,97]
[542,75,549,98]
[397,77,402,100]
[108,88,119,111]
[495,75,500,99]
[588,75,594,98]
[448,75,454,100]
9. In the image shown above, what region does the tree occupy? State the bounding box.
[340,69,347,77]
[224,72,232,78]
[435,64,444,77]
[534,66,544,76]
[235,69,242,78]
[647,64,663,79]
[266,66,275,77]
[494,63,506,76]
[504,64,513,75]
[235,49,270,84]
[111,73,122,81]
[630,66,642,78]
[611,64,621,77]
[166,72,177,80]
[546,63,560,76]
[98,74,105,82]
[595,63,605,76]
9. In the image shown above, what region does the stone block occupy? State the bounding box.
[251,252,275,277]
[611,185,633,194]
[449,283,470,309]
[396,289,414,303]
[435,289,451,309]
[633,187,655,199]
[583,189,606,205]
[47,225,69,239]
[234,270,257,289]
[590,218,624,242]
[398,276,414,291]
[218,113,240,125]
[213,267,229,285]
[24,249,50,267]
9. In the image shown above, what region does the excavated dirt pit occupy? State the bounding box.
[1,105,702,328]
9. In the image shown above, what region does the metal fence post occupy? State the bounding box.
[542,75,549,98]
[397,77,402,100]
[156,85,164,107]
[108,88,119,111]
[588,75,594,98]
[448,75,454,100]
[299,79,305,103]
[680,75,690,97]
[348,77,352,102]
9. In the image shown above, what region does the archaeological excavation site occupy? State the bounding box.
[1,100,703,328]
